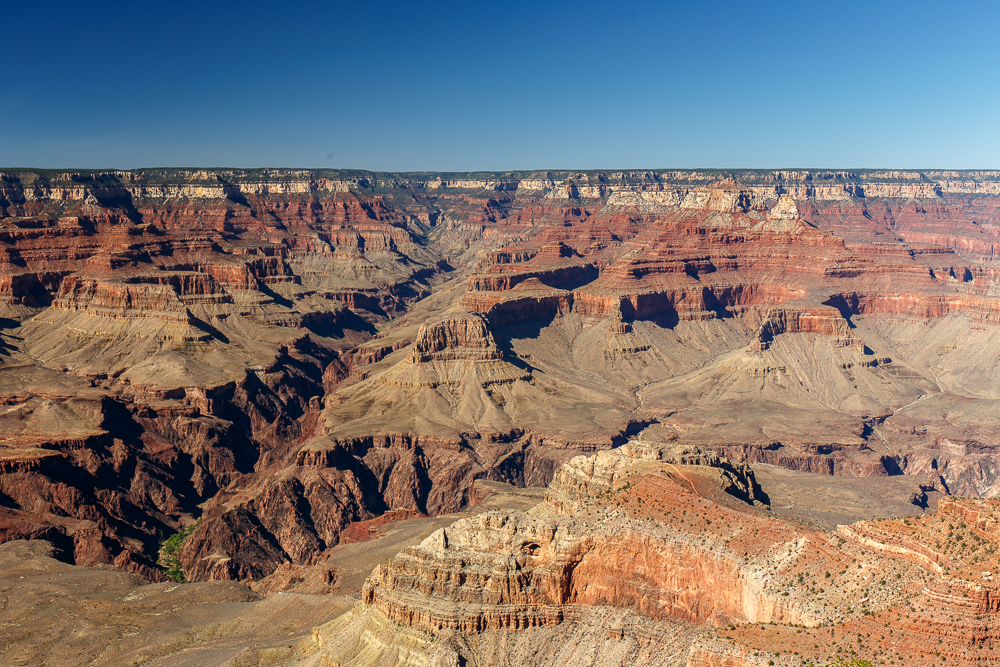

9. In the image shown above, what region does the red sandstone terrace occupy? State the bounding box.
[5,168,1000,665]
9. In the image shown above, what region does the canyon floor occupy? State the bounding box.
[4,168,1000,665]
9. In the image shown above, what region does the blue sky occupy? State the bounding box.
[2,0,998,170]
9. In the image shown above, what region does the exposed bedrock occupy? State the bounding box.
[179,423,656,583]
[349,443,1000,666]
[363,443,808,637]
[826,290,1000,324]
[467,261,598,293]
[0,333,339,579]
[6,167,1000,594]
[363,516,805,632]
[409,314,503,362]
[176,304,671,583]
[545,442,768,511]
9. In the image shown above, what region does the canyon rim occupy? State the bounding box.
[2,168,1000,665]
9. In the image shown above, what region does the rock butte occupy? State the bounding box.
[3,167,1000,664]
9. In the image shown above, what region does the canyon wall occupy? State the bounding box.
[2,167,1000,587]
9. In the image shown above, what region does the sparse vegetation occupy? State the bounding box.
[159,523,197,582]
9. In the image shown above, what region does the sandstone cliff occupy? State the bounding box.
[335,443,1000,666]
[4,166,1000,593]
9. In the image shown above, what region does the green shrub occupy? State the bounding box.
[158,523,197,582]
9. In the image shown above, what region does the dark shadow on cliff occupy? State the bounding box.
[257,284,294,308]
[609,419,660,448]
[821,294,861,329]
[189,316,230,344]
[490,317,554,373]
[302,308,376,339]
[93,194,145,225]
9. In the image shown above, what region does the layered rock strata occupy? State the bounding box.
[363,443,848,637]
[348,444,1000,667]
[4,167,1000,587]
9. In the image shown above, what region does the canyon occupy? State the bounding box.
[3,167,1000,664]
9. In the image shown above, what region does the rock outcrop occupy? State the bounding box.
[363,444,832,638]
[346,444,1000,666]
[4,166,1000,592]
[7,168,1000,666]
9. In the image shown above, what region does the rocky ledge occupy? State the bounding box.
[350,443,1000,666]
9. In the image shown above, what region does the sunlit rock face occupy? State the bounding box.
[3,167,1000,602]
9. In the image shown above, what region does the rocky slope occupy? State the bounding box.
[322,443,1000,666]
[2,166,1000,596]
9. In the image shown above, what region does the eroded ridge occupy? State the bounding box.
[340,446,1000,666]
[4,167,1000,593]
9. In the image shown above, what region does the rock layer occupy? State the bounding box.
[354,443,1000,666]
[3,167,1000,588]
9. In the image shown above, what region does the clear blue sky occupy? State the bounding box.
[2,0,998,171]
